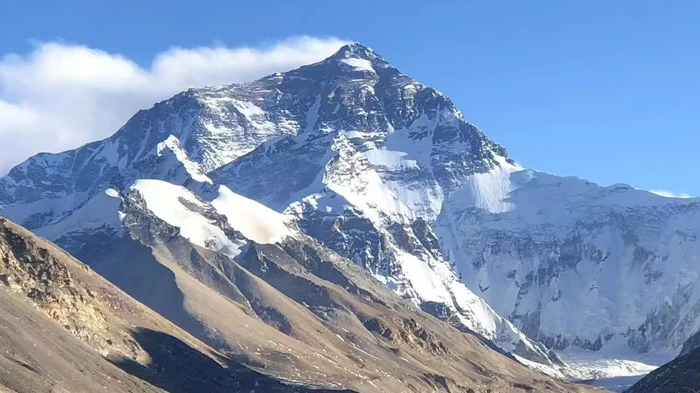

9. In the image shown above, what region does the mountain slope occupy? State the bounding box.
[626,346,700,393]
[104,180,610,391]
[435,170,700,372]
[205,43,561,370]
[0,217,351,393]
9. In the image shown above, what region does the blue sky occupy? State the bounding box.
[1,0,698,196]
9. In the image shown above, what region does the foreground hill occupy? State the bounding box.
[0,213,602,392]
[0,217,349,393]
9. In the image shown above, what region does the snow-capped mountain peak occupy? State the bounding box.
[325,42,388,72]
[329,42,380,60]
[3,43,698,385]
[0,43,556,371]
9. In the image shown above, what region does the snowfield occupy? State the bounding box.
[131,179,246,258]
[212,185,292,244]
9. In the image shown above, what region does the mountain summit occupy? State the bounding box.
[330,42,380,59]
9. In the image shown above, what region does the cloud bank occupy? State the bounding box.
[0,36,347,174]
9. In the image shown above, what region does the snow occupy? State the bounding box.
[437,164,700,378]
[0,191,91,228]
[584,375,647,392]
[190,89,302,171]
[104,188,119,198]
[362,226,559,373]
[514,350,659,383]
[231,100,266,117]
[649,189,694,199]
[389,248,449,304]
[156,135,213,184]
[95,140,123,168]
[513,355,567,379]
[35,188,123,241]
[558,350,659,381]
[354,114,443,219]
[339,58,375,73]
[324,134,415,223]
[131,179,244,258]
[211,185,292,244]
[203,84,565,375]
[446,154,520,215]
[304,96,322,134]
[363,149,420,170]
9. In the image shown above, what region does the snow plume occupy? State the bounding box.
[649,189,693,199]
[0,36,348,174]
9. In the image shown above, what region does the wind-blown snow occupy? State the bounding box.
[211,185,291,244]
[447,155,521,215]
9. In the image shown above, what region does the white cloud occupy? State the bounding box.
[650,189,693,199]
[0,36,347,174]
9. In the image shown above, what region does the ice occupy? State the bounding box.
[104,188,119,198]
[437,164,700,378]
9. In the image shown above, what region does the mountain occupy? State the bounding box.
[203,42,564,369]
[622,328,700,392]
[435,172,700,374]
[626,346,700,393]
[1,41,698,386]
[0,43,559,375]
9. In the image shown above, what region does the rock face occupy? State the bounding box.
[1,42,698,383]
[626,346,700,393]
[680,329,700,358]
[0,217,149,364]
